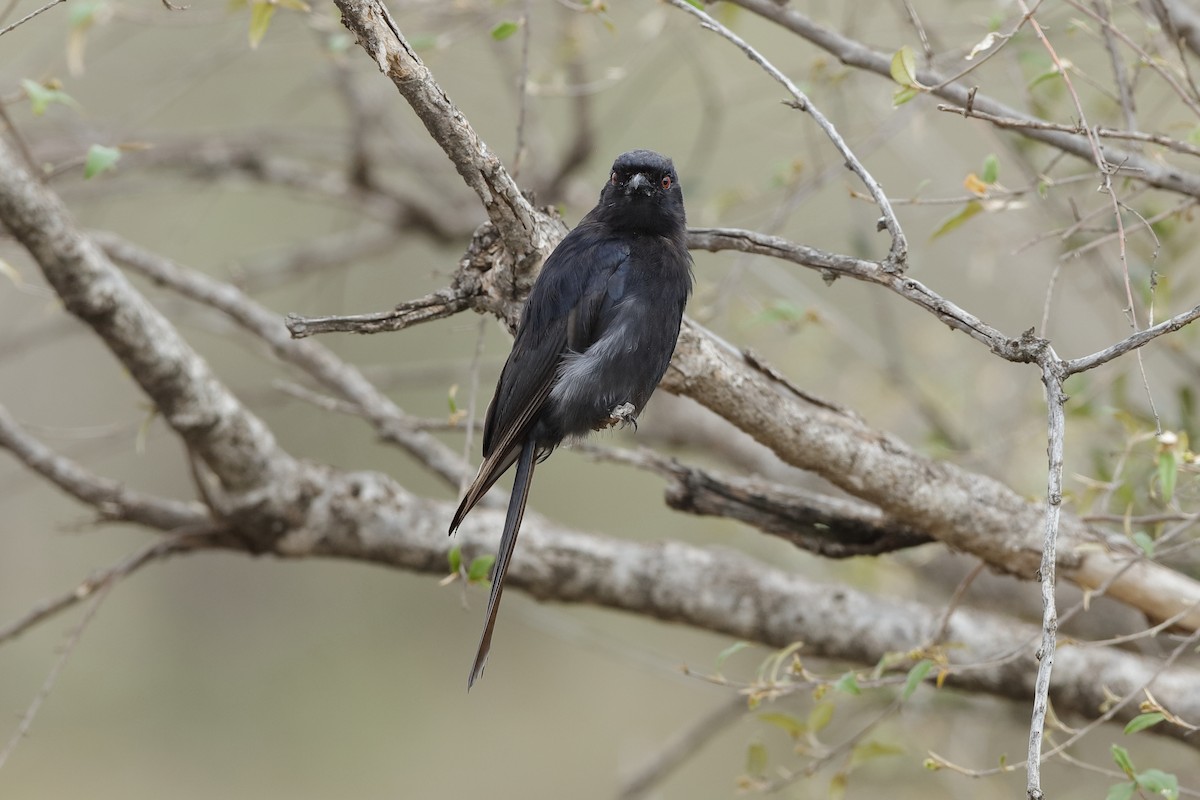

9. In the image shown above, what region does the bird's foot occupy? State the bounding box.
[596,402,637,431]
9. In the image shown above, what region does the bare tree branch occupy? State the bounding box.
[331,0,565,262]
[0,138,292,494]
[0,403,206,530]
[92,231,473,489]
[726,0,1200,199]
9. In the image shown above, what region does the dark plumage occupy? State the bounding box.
[449,150,693,688]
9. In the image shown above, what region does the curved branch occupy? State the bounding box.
[0,403,206,531]
[727,0,1200,199]
[331,0,565,262]
[0,138,291,493]
[93,232,473,490]
[267,465,1200,749]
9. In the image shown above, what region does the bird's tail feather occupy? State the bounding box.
[467,438,536,689]
[449,446,520,534]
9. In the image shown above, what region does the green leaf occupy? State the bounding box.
[466,554,495,583]
[684,0,704,7]
[716,640,750,670]
[930,200,983,240]
[834,671,861,696]
[83,144,120,179]
[807,701,835,733]
[828,772,847,800]
[1158,449,1178,504]
[248,1,276,49]
[1028,64,1064,90]
[1131,531,1155,558]
[758,712,805,739]
[850,739,904,767]
[69,0,107,27]
[491,20,520,41]
[21,79,79,116]
[902,659,934,700]
[890,45,920,87]
[1105,781,1136,800]
[448,545,462,574]
[1136,768,1179,800]
[1111,744,1136,777]
[447,384,458,415]
[745,741,768,777]
[1124,712,1166,735]
[892,85,921,107]
[981,154,999,184]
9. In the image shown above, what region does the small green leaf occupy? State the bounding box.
[850,739,904,766]
[467,554,495,583]
[21,79,79,116]
[1105,781,1136,800]
[448,384,458,415]
[69,0,107,27]
[83,144,120,179]
[981,153,999,184]
[1131,531,1155,558]
[1158,449,1178,504]
[490,20,520,41]
[828,772,847,800]
[684,0,704,7]
[1124,712,1166,735]
[892,85,921,107]
[1028,64,1065,90]
[758,712,805,739]
[745,741,768,776]
[716,640,750,670]
[890,45,919,87]
[248,1,276,48]
[1136,768,1179,800]
[902,659,934,700]
[1111,744,1136,777]
[448,545,462,574]
[807,701,835,733]
[834,671,862,696]
[930,200,983,240]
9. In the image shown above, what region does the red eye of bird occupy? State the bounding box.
[661,175,672,190]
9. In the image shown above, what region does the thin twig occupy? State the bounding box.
[511,0,533,179]
[664,0,908,271]
[0,585,108,771]
[1065,302,1200,374]
[619,695,745,799]
[0,532,214,647]
[0,0,65,36]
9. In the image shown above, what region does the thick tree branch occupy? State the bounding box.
[331,0,565,263]
[583,444,932,557]
[0,138,292,494]
[93,232,473,489]
[0,404,206,531]
[257,468,1200,748]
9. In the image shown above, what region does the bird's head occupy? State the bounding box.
[596,149,685,236]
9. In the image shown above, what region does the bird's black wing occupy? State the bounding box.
[448,222,630,531]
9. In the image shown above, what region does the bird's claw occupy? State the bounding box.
[596,402,637,431]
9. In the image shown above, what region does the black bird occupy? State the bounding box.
[449,150,693,687]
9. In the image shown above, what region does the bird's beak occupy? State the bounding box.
[625,172,651,196]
